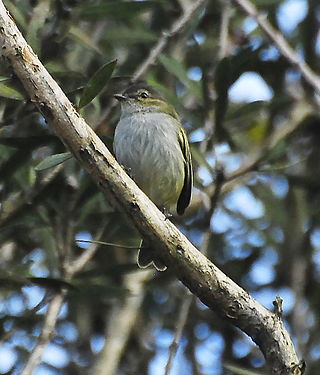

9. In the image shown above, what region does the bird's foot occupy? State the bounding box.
[161,207,172,220]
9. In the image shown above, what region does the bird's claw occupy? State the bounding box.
[161,207,172,220]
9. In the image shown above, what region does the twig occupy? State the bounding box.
[65,225,106,277]
[208,166,225,217]
[218,0,231,59]
[164,292,194,375]
[232,0,320,94]
[133,0,207,81]
[75,239,139,249]
[20,292,65,375]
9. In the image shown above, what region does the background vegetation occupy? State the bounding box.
[0,0,320,374]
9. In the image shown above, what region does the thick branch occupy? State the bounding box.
[0,3,302,374]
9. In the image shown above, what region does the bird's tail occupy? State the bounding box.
[137,240,167,271]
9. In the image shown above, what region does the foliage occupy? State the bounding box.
[0,0,320,374]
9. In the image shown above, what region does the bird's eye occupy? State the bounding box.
[140,91,149,99]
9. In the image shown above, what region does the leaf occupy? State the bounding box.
[78,1,160,19]
[0,82,25,100]
[103,26,157,44]
[35,152,72,171]
[158,54,202,100]
[227,101,266,120]
[223,363,263,375]
[26,0,51,53]
[159,54,190,84]
[214,45,260,139]
[78,59,117,109]
[68,25,103,55]
[254,0,280,5]
[3,0,27,29]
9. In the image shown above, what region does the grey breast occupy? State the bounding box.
[114,111,185,207]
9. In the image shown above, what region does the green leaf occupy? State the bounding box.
[254,0,280,6]
[0,82,25,100]
[158,54,202,99]
[3,0,27,29]
[78,59,117,109]
[159,54,190,84]
[227,101,266,121]
[35,152,72,171]
[103,26,157,44]
[223,363,263,375]
[68,25,103,55]
[78,1,161,19]
[214,45,260,139]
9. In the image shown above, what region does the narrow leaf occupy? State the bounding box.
[35,152,72,171]
[78,1,160,19]
[0,82,25,100]
[223,363,263,375]
[68,25,103,54]
[159,54,190,85]
[78,59,117,109]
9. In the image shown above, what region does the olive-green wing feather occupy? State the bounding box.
[177,126,193,215]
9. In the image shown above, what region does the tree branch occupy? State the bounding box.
[93,270,153,375]
[133,0,207,81]
[0,3,303,374]
[20,292,65,375]
[232,0,320,94]
[165,292,194,375]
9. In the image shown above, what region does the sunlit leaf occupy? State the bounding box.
[78,59,117,109]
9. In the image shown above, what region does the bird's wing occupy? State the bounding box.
[177,126,193,215]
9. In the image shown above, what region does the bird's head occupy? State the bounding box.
[114,82,178,119]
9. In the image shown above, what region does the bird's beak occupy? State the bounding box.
[114,93,128,101]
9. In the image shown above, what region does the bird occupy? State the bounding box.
[113,82,192,271]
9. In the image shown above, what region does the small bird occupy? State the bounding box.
[113,82,192,271]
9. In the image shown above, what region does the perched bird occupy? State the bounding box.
[113,82,192,271]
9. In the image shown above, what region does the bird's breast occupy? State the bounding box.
[114,112,185,208]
